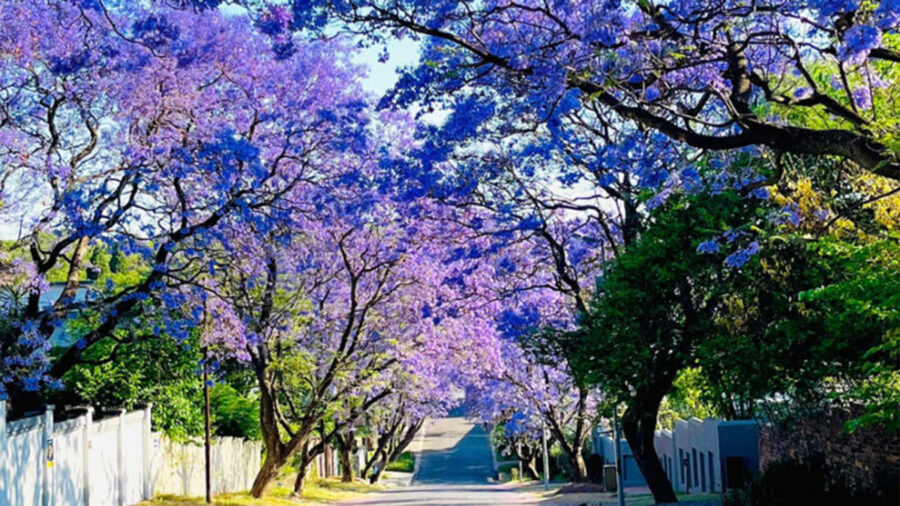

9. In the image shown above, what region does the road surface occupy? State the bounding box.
[344,417,539,505]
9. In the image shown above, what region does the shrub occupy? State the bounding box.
[385,451,415,472]
[723,457,892,506]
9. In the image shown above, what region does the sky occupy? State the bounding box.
[356,37,421,96]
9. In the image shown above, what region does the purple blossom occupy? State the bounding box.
[725,241,761,269]
[852,87,873,110]
[840,25,882,65]
[794,87,813,100]
[697,239,720,254]
[750,187,770,200]
[774,204,802,226]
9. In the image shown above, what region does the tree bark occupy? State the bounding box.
[569,451,588,483]
[251,450,288,498]
[58,236,89,306]
[513,444,541,480]
[524,457,539,481]
[250,373,310,497]
[363,417,403,479]
[293,441,324,495]
[336,431,355,483]
[622,388,678,504]
[546,405,590,481]
[387,419,422,464]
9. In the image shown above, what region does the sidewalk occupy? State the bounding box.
[379,471,414,488]
[510,482,721,505]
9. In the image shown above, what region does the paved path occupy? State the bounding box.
[344,417,539,505]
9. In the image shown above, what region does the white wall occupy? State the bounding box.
[654,429,675,488]
[591,416,726,494]
[90,417,121,505]
[52,417,87,506]
[0,401,261,506]
[3,415,43,506]
[666,418,721,493]
[149,433,260,497]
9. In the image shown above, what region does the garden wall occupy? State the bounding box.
[0,400,261,506]
[758,405,899,500]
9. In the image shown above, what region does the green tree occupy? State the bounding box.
[58,332,206,439]
[572,185,897,500]
[57,328,260,440]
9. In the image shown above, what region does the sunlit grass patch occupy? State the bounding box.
[141,478,383,505]
[384,451,416,472]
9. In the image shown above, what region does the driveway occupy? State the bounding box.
[343,417,539,505]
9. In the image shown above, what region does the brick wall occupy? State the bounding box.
[759,405,899,499]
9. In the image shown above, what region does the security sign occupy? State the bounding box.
[47,439,54,468]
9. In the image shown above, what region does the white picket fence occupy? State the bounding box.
[0,400,261,506]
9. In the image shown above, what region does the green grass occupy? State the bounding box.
[385,451,415,472]
[140,478,383,505]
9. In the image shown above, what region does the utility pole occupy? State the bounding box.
[202,300,212,505]
[541,421,550,491]
[517,440,523,480]
[612,408,625,506]
[204,345,211,504]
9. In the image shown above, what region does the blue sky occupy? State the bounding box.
[356,37,421,96]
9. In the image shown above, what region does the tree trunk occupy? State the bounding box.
[58,236,89,305]
[547,422,588,482]
[524,457,539,480]
[292,442,315,495]
[622,391,677,504]
[251,450,288,498]
[362,448,382,479]
[514,444,540,480]
[336,431,355,483]
[372,460,388,483]
[251,378,310,498]
[570,451,588,483]
[386,419,422,464]
[363,417,403,480]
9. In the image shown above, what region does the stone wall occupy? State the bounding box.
[758,405,899,500]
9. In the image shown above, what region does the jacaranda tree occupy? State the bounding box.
[0,1,369,409]
[295,0,900,181]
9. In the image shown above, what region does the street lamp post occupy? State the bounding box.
[612,408,625,506]
[541,422,550,491]
[204,346,211,504]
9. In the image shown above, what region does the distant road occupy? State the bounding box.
[344,417,539,505]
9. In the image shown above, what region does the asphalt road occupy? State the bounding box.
[344,417,539,505]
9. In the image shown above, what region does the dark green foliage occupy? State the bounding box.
[722,457,896,506]
[573,190,764,408]
[576,188,898,425]
[57,332,259,440]
[59,334,205,438]
[210,382,260,440]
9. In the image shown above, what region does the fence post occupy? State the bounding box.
[142,404,152,501]
[42,405,55,506]
[83,407,93,506]
[117,409,125,506]
[0,399,7,504]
